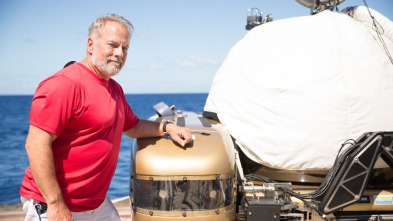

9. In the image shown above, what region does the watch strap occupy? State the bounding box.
[163,120,173,135]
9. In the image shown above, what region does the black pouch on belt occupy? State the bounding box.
[35,201,48,214]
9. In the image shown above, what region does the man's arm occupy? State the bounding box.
[25,125,73,221]
[124,119,192,146]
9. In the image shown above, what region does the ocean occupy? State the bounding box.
[0,93,208,204]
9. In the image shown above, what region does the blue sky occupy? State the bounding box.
[1,0,392,95]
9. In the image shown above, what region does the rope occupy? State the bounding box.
[363,0,393,65]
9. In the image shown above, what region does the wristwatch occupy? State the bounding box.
[163,120,174,135]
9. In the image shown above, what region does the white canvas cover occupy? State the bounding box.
[204,6,393,170]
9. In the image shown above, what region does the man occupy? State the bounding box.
[20,14,192,221]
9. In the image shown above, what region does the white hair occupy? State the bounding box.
[88,14,133,41]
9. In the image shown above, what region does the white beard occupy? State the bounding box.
[91,52,123,78]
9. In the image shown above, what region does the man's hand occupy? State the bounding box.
[125,119,192,147]
[165,123,192,147]
[47,201,73,221]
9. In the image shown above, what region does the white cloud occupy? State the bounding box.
[174,55,219,68]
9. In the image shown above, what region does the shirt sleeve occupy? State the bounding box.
[119,89,139,132]
[29,76,77,136]
[123,101,139,132]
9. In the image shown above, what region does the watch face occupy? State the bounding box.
[163,120,175,135]
[163,121,170,134]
